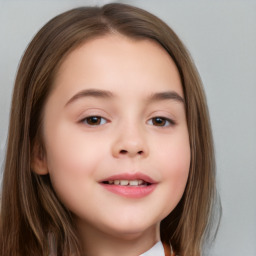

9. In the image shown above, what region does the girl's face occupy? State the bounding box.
[38,35,190,240]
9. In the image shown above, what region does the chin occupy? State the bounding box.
[101,218,159,240]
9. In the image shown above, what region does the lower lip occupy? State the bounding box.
[100,183,157,198]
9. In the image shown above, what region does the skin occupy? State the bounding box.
[34,34,190,256]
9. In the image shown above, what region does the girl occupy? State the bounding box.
[0,3,220,256]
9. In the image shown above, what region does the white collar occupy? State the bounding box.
[139,241,165,256]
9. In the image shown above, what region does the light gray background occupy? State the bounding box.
[0,0,255,255]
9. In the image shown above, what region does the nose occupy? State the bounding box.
[111,124,149,158]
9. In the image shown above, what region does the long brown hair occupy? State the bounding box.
[0,3,220,256]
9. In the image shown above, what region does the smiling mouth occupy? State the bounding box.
[99,173,157,198]
[101,179,151,186]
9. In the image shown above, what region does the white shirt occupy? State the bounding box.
[139,241,165,256]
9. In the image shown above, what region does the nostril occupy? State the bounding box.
[119,149,144,156]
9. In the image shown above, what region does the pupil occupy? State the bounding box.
[154,117,165,126]
[88,116,100,125]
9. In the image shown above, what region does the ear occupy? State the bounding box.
[31,141,49,175]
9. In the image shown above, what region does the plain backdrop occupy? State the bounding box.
[0,0,256,255]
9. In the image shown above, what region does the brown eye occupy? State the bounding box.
[148,117,175,127]
[152,117,167,126]
[82,116,107,126]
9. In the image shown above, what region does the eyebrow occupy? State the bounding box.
[65,89,114,106]
[148,91,184,104]
[65,88,184,107]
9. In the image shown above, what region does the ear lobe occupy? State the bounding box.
[31,142,48,175]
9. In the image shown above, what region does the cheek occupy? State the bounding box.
[164,145,190,182]
[155,130,190,177]
[165,139,190,189]
[44,121,106,174]
[43,123,106,207]
[153,132,190,213]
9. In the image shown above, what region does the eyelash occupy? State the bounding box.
[80,116,175,127]
[81,116,108,126]
[147,117,175,127]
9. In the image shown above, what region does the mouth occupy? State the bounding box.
[101,179,151,187]
[99,173,157,198]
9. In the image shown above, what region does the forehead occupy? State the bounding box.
[52,34,183,99]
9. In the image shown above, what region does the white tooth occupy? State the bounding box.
[108,180,114,184]
[120,180,129,186]
[138,180,143,185]
[114,180,120,185]
[129,180,139,186]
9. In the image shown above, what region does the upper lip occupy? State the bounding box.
[99,172,157,184]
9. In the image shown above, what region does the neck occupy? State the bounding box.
[76,220,160,256]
